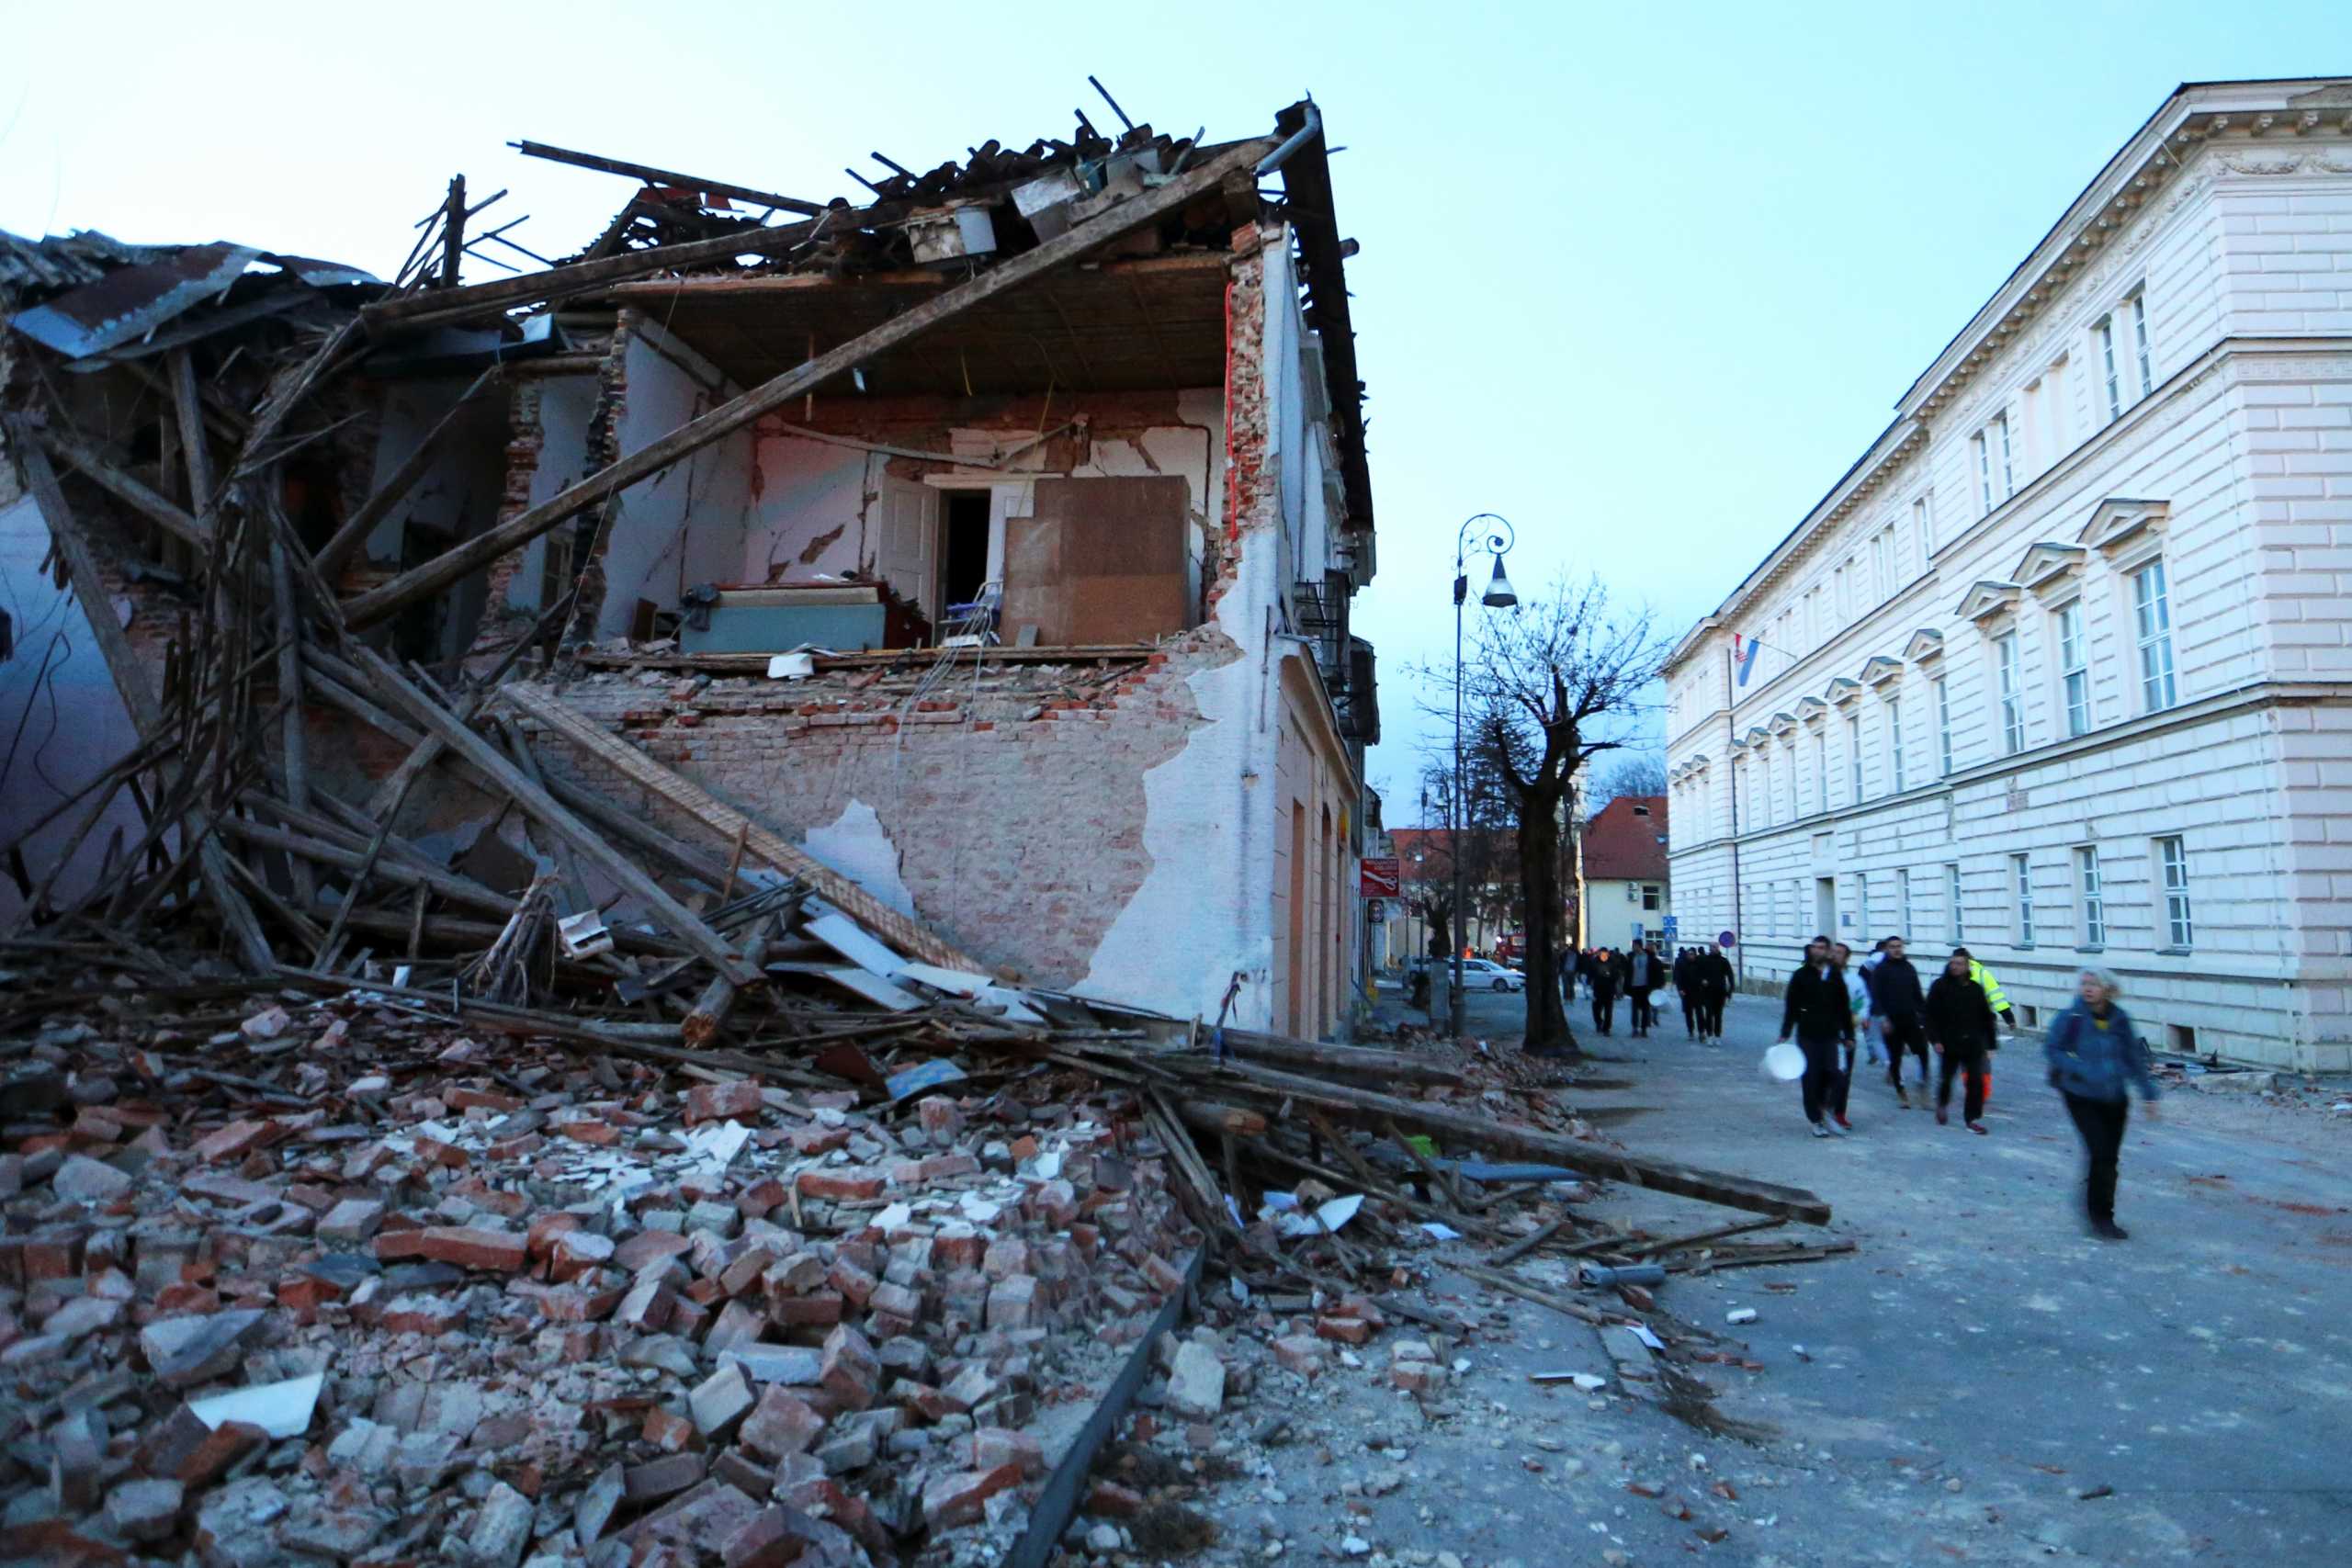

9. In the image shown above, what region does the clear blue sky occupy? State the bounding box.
[4,2,2341,820]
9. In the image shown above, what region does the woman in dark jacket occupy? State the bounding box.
[1923,948,1997,1134]
[2044,968,2162,1241]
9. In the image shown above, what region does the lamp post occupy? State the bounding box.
[1451,513,1517,1043]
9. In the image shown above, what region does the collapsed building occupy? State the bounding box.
[0,96,1837,1568]
[0,97,1376,1039]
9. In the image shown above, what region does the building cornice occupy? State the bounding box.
[1901,82,2352,424]
[1662,78,2352,678]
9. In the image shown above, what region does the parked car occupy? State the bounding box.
[1458,958,1525,993]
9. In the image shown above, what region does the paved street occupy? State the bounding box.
[1248,987,2352,1567]
[1560,991,2352,1563]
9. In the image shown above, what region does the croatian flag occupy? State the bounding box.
[1734,633,1761,687]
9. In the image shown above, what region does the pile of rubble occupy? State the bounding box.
[0,986,1205,1564]
[0,82,1837,1566]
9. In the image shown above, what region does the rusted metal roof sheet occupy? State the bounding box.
[0,230,174,295]
[261,253,381,289]
[8,241,261,358]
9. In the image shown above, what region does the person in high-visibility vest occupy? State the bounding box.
[1968,955,2015,1028]
[1965,953,2014,1105]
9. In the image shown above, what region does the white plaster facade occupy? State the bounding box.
[1664,78,2352,1070]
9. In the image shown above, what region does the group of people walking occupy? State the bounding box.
[1776,934,2161,1239]
[1567,942,1734,1039]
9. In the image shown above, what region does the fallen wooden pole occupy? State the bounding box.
[1168,1098,1271,1140]
[343,645,762,992]
[358,205,876,332]
[682,911,780,1047]
[1487,1215,1573,1268]
[1626,1217,1785,1258]
[315,366,505,577]
[502,682,983,973]
[1456,1263,1610,1326]
[1178,1059,1832,1225]
[1001,1245,1204,1568]
[509,140,830,217]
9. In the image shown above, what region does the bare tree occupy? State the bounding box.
[1585,753,1668,814]
[1401,751,1514,973]
[1442,575,1670,1055]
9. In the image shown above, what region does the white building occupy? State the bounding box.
[1664,77,2352,1071]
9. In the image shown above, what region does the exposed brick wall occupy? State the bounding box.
[1211,231,1272,618]
[530,629,1240,986]
[471,378,550,628]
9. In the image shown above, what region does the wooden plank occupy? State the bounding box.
[1189,1059,1833,1225]
[569,644,1159,675]
[165,347,216,513]
[501,682,988,974]
[342,644,763,991]
[341,136,1274,631]
[219,818,514,919]
[359,207,871,331]
[18,442,162,734]
[682,911,780,1047]
[23,421,211,552]
[510,139,830,217]
[1626,1217,1784,1258]
[266,529,315,905]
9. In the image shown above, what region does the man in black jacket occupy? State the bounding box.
[1867,936,1932,1107]
[1699,945,1734,1041]
[1625,942,1662,1037]
[1589,948,1620,1035]
[1672,948,1698,1039]
[1779,935,1856,1137]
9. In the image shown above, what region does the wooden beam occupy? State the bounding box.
[1199,1059,1832,1225]
[359,206,870,332]
[266,532,314,905]
[18,442,162,734]
[511,139,829,218]
[341,135,1274,631]
[23,421,211,552]
[165,348,217,514]
[500,682,987,975]
[342,644,762,992]
[315,366,504,578]
[682,911,780,1046]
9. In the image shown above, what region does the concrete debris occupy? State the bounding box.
[0,982,1209,1565]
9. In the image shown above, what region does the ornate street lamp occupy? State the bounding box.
[1451,513,1516,1041]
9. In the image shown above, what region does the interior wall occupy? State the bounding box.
[591,313,753,638]
[737,389,1220,628]
[0,493,147,923]
[505,374,600,615]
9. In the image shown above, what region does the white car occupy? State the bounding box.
[1457,959,1525,993]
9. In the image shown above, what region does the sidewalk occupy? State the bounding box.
[1553,991,2352,1565]
[1188,990,2352,1567]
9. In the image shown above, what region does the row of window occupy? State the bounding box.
[1973,289,2154,519]
[1991,556,2175,753]
[1765,508,1923,675]
[1713,281,2163,735]
[1736,836,2194,953]
[1702,553,2177,832]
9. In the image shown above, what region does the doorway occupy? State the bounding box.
[939,490,992,615]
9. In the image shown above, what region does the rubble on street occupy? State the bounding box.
[0,964,1841,1564]
[0,78,1840,1567]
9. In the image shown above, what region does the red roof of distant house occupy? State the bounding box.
[1584,795,1668,881]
